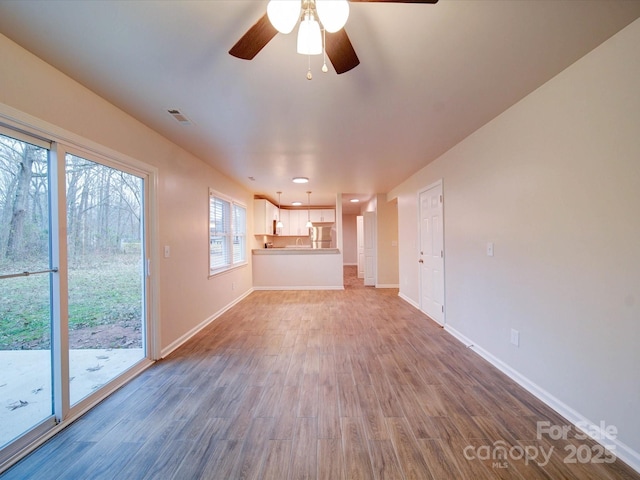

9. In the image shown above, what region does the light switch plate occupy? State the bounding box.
[164,245,170,258]
[510,328,519,347]
[487,242,494,257]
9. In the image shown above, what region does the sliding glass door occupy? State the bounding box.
[0,126,152,466]
[65,153,146,406]
[0,133,55,450]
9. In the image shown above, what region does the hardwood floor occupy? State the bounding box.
[2,267,638,479]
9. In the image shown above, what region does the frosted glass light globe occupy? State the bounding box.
[267,0,301,34]
[316,0,349,33]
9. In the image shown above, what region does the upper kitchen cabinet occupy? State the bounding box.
[310,209,335,223]
[276,209,289,236]
[277,210,311,236]
[254,198,278,235]
[287,209,312,236]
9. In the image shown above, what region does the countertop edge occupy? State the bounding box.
[252,248,340,255]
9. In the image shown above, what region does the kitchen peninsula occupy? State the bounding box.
[252,247,343,290]
[252,198,343,289]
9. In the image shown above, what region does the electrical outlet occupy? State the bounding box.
[231,282,235,291]
[487,242,494,257]
[510,328,520,347]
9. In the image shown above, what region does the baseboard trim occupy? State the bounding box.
[398,292,420,310]
[160,288,254,358]
[252,286,344,291]
[444,324,640,474]
[376,283,399,289]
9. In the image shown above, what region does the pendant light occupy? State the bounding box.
[276,191,284,229]
[305,191,313,228]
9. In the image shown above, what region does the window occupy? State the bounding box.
[209,189,246,274]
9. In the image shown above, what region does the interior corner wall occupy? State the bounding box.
[375,194,399,287]
[342,214,358,265]
[390,19,640,462]
[0,33,254,354]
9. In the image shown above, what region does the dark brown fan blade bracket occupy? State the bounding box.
[229,13,278,60]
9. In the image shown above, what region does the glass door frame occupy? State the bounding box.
[0,110,160,471]
[56,142,157,420]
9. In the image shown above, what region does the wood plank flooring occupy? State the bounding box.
[2,267,638,479]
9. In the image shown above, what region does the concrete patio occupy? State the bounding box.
[0,348,143,447]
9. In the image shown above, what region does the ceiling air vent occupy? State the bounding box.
[167,109,192,125]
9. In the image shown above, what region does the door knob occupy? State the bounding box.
[418,259,424,263]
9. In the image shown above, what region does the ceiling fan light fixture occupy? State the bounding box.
[297,13,323,55]
[316,0,349,33]
[267,0,301,34]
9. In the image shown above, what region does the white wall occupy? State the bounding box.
[0,33,254,355]
[376,194,399,287]
[390,19,640,466]
[342,214,358,265]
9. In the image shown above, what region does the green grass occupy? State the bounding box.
[0,254,142,349]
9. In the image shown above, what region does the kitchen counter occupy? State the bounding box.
[252,248,339,255]
[252,248,343,289]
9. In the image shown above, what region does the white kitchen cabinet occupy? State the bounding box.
[287,209,312,236]
[309,209,335,223]
[276,208,289,236]
[254,199,278,235]
[286,209,299,236]
[275,209,311,236]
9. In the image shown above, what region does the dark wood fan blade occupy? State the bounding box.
[325,29,360,74]
[350,0,438,3]
[229,13,278,60]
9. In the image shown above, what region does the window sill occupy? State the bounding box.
[208,261,248,279]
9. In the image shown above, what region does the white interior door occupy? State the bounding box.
[363,211,376,286]
[356,215,364,278]
[419,182,444,325]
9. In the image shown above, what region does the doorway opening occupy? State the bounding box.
[343,265,365,289]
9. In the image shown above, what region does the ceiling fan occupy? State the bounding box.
[229,0,439,75]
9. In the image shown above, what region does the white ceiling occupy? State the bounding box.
[1,1,639,213]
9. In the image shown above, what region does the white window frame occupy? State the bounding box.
[209,188,247,276]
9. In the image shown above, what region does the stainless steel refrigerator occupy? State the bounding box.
[311,224,333,249]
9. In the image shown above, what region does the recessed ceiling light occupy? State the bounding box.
[292,201,303,206]
[350,198,360,203]
[292,177,309,184]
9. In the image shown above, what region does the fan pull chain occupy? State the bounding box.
[322,28,328,73]
[307,54,313,80]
